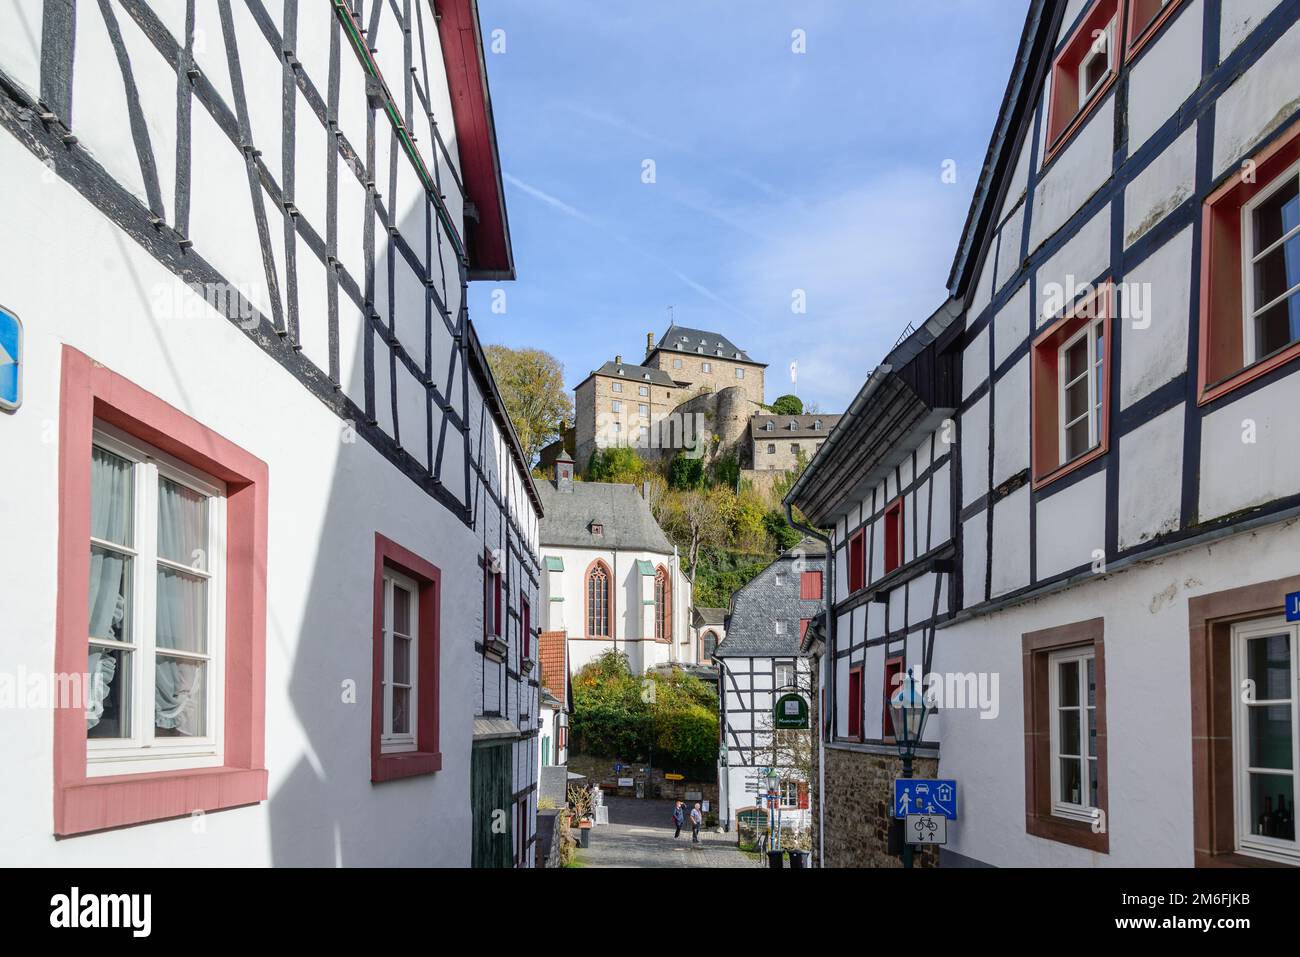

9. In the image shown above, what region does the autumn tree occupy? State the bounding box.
[483,344,574,465]
[660,486,731,588]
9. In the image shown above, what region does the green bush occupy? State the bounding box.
[668,452,706,490]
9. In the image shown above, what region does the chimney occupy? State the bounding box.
[554,455,574,493]
[646,331,654,358]
[615,354,622,366]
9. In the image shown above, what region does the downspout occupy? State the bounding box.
[785,503,833,869]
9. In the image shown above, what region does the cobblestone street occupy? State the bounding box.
[575,797,763,868]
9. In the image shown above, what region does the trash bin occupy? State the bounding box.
[787,849,810,868]
[767,850,785,868]
[578,825,591,848]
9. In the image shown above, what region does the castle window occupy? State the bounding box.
[702,361,711,372]
[736,368,745,380]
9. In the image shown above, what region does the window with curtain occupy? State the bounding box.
[586,563,610,637]
[87,427,225,774]
[381,569,419,753]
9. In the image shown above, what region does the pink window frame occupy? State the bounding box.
[372,533,443,782]
[53,346,270,836]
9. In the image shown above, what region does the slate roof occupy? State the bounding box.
[537,480,674,553]
[650,324,765,365]
[750,414,843,440]
[578,360,677,389]
[713,540,826,658]
[692,606,727,627]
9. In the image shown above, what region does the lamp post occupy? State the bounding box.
[766,768,781,853]
[889,666,929,869]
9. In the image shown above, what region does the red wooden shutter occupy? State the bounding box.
[847,668,863,739]
[883,657,905,738]
[800,570,822,600]
[798,781,809,809]
[521,595,530,658]
[884,498,904,574]
[848,531,865,593]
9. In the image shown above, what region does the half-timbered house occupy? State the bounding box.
[0,0,542,868]
[785,309,960,867]
[714,541,825,834]
[792,0,1300,868]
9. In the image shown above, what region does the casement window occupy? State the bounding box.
[775,662,795,689]
[791,443,801,454]
[800,570,823,600]
[638,403,649,416]
[882,656,905,740]
[847,666,863,740]
[702,361,712,373]
[1045,0,1119,163]
[1023,618,1108,852]
[779,780,800,809]
[1125,0,1181,59]
[86,427,227,775]
[1230,617,1299,863]
[638,386,649,396]
[515,798,530,867]
[1200,121,1300,403]
[883,498,905,574]
[586,561,611,637]
[372,534,442,781]
[485,558,503,639]
[767,443,776,454]
[379,569,419,754]
[847,528,866,593]
[613,422,622,435]
[654,566,671,642]
[736,368,745,379]
[775,620,787,636]
[1031,281,1113,487]
[638,426,651,446]
[765,421,774,431]
[673,357,683,369]
[611,400,621,413]
[1048,647,1099,820]
[611,381,623,393]
[54,347,269,836]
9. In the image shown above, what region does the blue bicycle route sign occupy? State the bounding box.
[894,778,958,819]
[0,305,21,412]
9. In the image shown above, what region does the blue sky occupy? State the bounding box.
[468,1,1030,411]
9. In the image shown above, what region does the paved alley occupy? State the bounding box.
[575,797,763,868]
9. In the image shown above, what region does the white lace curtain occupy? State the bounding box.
[155,479,207,736]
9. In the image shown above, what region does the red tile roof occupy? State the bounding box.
[539,630,567,705]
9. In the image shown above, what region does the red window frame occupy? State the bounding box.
[1044,0,1121,166]
[847,666,864,741]
[1124,0,1183,60]
[882,656,906,741]
[800,570,823,600]
[1030,280,1114,488]
[883,498,905,574]
[1198,117,1300,406]
[372,533,442,782]
[847,529,865,594]
[53,347,269,835]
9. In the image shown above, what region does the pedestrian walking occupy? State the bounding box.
[690,802,703,844]
[672,800,685,839]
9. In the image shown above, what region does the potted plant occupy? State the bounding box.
[568,784,595,848]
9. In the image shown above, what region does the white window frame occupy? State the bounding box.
[775,662,795,689]
[638,403,649,416]
[702,361,711,373]
[611,399,621,413]
[381,568,420,754]
[774,620,787,636]
[1231,616,1300,865]
[673,357,683,369]
[1241,158,1300,365]
[611,381,623,393]
[1056,318,1105,465]
[779,779,800,809]
[87,424,227,777]
[735,368,745,379]
[1077,17,1114,109]
[638,385,649,397]
[1048,646,1097,823]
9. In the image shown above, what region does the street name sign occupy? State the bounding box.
[905,814,947,845]
[0,306,21,412]
[1287,591,1300,623]
[894,778,958,819]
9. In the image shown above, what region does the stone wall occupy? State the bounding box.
[818,745,940,868]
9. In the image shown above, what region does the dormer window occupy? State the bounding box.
[589,522,603,536]
[814,420,823,430]
[788,421,797,431]
[764,421,773,431]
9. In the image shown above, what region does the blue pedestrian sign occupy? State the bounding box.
[894,778,957,819]
[1287,591,1300,623]
[0,305,20,412]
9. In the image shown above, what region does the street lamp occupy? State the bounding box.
[766,768,781,853]
[889,666,929,868]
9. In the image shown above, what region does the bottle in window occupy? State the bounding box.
[1277,794,1293,841]
[1263,797,1276,837]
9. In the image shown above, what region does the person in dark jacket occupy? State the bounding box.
[672,800,685,838]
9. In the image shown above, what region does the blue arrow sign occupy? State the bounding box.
[894,778,958,819]
[1287,591,1300,623]
[0,306,20,412]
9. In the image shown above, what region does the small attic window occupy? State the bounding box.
[617,369,625,376]
[764,421,774,431]
[715,349,723,356]
[733,352,741,359]
[589,522,604,536]
[696,346,703,353]
[814,419,823,430]
[642,373,650,380]
[675,343,683,350]
[788,421,797,430]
